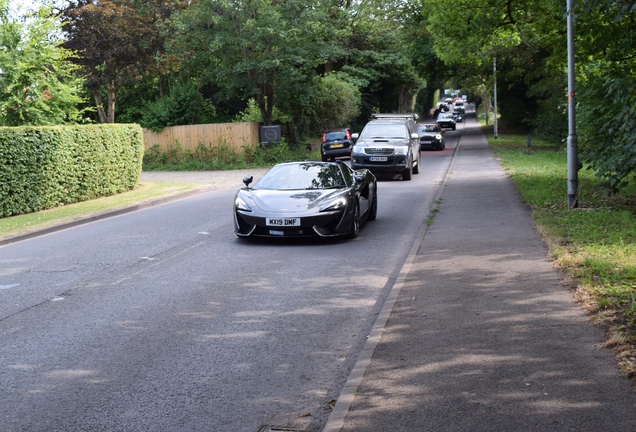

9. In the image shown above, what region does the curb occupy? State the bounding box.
[0,185,217,247]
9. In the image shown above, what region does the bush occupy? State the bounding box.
[0,124,144,217]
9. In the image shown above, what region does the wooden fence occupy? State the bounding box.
[143,122,260,154]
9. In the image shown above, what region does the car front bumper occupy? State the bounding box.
[234,208,353,238]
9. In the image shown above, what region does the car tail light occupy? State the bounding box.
[322,132,326,142]
[345,130,351,140]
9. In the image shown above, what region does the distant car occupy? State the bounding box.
[233,161,377,239]
[453,101,465,114]
[417,122,446,150]
[321,128,355,162]
[436,112,457,130]
[452,111,463,123]
[351,113,421,181]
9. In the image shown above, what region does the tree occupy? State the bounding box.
[424,0,567,131]
[173,0,320,126]
[61,0,185,123]
[0,1,87,126]
[576,0,636,191]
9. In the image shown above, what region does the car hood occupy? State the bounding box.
[356,138,410,147]
[248,188,345,212]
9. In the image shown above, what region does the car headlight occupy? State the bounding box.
[435,134,442,140]
[394,146,408,155]
[352,145,366,155]
[320,196,348,212]
[235,195,252,212]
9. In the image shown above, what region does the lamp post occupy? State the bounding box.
[493,57,498,139]
[566,0,578,208]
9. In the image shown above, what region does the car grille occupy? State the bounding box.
[364,148,394,155]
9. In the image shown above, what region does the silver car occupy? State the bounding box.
[350,113,421,181]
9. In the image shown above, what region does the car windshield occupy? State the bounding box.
[359,123,408,139]
[418,125,437,133]
[255,163,346,190]
[325,131,346,141]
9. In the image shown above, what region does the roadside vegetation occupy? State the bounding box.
[483,125,636,379]
[142,139,320,171]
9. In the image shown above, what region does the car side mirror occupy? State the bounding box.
[243,175,253,187]
[410,132,419,139]
[354,174,364,183]
[351,133,359,139]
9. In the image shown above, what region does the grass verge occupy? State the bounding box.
[483,125,636,378]
[0,181,204,240]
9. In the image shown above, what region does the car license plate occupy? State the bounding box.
[330,143,343,149]
[266,218,300,227]
[370,156,388,162]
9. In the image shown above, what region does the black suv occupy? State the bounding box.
[321,128,355,161]
[351,114,421,180]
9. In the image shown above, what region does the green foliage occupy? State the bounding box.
[140,79,215,132]
[578,62,636,193]
[0,2,88,126]
[0,124,144,217]
[277,73,361,137]
[142,138,314,171]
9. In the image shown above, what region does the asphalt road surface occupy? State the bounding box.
[0,124,463,432]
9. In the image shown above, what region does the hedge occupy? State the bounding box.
[0,124,144,217]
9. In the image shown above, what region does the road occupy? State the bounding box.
[0,124,462,432]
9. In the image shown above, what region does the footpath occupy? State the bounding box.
[325,118,636,431]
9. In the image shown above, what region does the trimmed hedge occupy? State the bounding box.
[0,124,144,217]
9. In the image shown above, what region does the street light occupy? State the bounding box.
[493,57,498,139]
[567,0,578,208]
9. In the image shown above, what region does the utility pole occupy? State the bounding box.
[567,0,578,208]
[493,57,498,139]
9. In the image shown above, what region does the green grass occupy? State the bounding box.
[484,126,636,378]
[0,181,203,240]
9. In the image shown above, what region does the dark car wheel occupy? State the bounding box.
[413,153,420,174]
[346,202,360,239]
[321,154,328,162]
[368,190,377,221]
[403,158,413,181]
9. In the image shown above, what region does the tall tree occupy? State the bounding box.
[576,0,636,191]
[0,1,86,126]
[61,0,184,123]
[174,0,319,125]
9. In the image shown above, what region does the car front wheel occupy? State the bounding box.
[368,189,377,221]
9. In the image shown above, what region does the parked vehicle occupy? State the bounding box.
[321,128,355,161]
[233,161,377,239]
[417,122,446,150]
[351,113,421,181]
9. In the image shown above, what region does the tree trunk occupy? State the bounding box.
[92,89,108,124]
[256,82,275,125]
[106,81,116,123]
